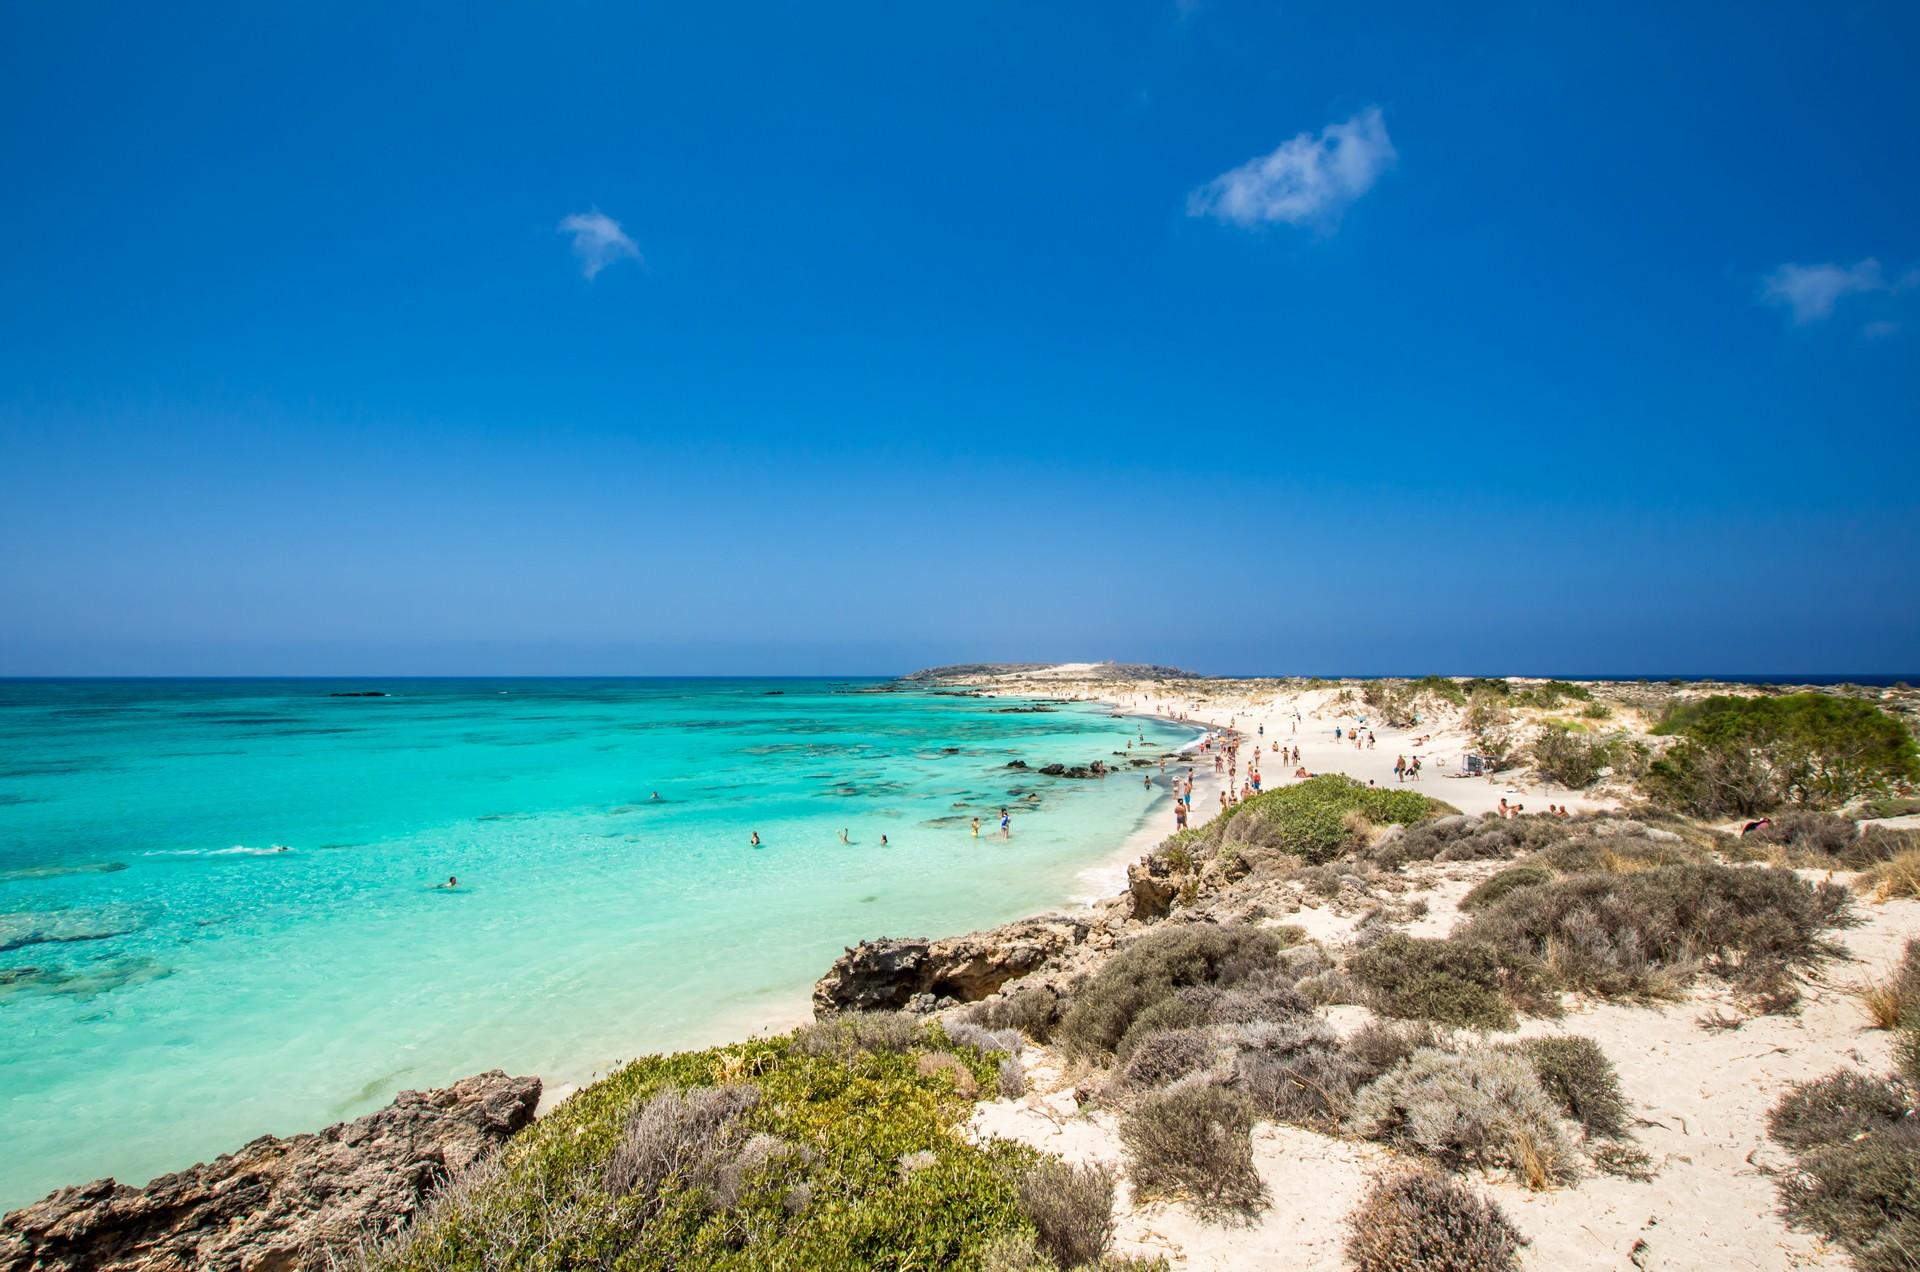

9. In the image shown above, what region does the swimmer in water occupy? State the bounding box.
[879,834,889,847]
[440,876,458,889]
[651,791,661,801]
[750,831,761,847]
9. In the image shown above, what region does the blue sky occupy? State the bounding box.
[2,2,1915,676]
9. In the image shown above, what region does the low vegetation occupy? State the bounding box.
[1345,1169,1524,1272]
[363,1019,1040,1271]
[1349,934,1524,1029]
[1768,1069,1920,1272]
[1461,861,1848,1000]
[1205,774,1445,865]
[1502,1036,1629,1138]
[1118,1082,1267,1220]
[1057,924,1289,1059]
[1646,693,1920,817]
[1015,1159,1117,1270]
[1348,1046,1573,1188]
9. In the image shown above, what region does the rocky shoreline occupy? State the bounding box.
[0,1071,539,1272]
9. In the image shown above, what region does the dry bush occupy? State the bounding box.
[916,1051,979,1097]
[791,1010,922,1061]
[1295,968,1364,1006]
[1503,1036,1628,1137]
[1371,812,1567,872]
[1116,982,1311,1059]
[1119,1081,1267,1220]
[605,1083,761,1203]
[1344,1020,1448,1087]
[1769,1070,1920,1272]
[944,1020,1025,1058]
[1459,866,1553,913]
[1228,1017,1358,1128]
[1349,1048,1573,1187]
[1349,934,1523,1029]
[1768,1069,1914,1153]
[1897,1027,1920,1086]
[1345,1168,1524,1272]
[965,985,1062,1042]
[1058,924,1284,1059]
[1116,1026,1225,1091]
[1859,849,1920,902]
[1018,1159,1117,1269]
[1461,862,1848,1000]
[997,1054,1027,1098]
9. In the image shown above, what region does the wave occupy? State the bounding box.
[142,845,294,858]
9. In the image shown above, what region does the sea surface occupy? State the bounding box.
[0,678,1192,1209]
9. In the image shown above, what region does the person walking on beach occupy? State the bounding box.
[1394,755,1406,782]
[1174,801,1188,831]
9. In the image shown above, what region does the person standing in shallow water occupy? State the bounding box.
[970,817,980,837]
[999,808,1011,839]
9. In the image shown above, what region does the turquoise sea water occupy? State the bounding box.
[0,678,1190,1209]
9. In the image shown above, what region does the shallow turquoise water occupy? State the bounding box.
[0,678,1189,1208]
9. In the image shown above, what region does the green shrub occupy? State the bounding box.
[1646,693,1920,816]
[1462,862,1847,999]
[1017,1159,1116,1270]
[1349,934,1522,1029]
[1460,866,1553,912]
[1345,1169,1524,1272]
[1531,726,1606,789]
[1768,1070,1920,1272]
[1217,775,1443,865]
[1119,1083,1267,1221]
[1504,1036,1628,1137]
[1349,1047,1573,1187]
[363,1033,1032,1271]
[1057,925,1283,1059]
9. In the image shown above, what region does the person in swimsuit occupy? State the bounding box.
[999,809,1011,838]
[971,817,980,837]
[439,876,458,889]
[879,833,889,847]
[750,831,761,847]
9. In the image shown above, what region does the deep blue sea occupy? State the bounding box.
[0,678,1192,1209]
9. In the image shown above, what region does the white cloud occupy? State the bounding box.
[1187,107,1396,230]
[558,208,641,280]
[1760,259,1884,323]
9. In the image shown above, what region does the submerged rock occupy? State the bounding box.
[813,917,1090,1015]
[0,1069,539,1272]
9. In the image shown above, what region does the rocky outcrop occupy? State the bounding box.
[1,1070,540,1272]
[1037,761,1109,779]
[1127,855,1182,921]
[813,916,1091,1015]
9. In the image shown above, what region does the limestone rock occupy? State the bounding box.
[0,1070,540,1272]
[813,917,1089,1015]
